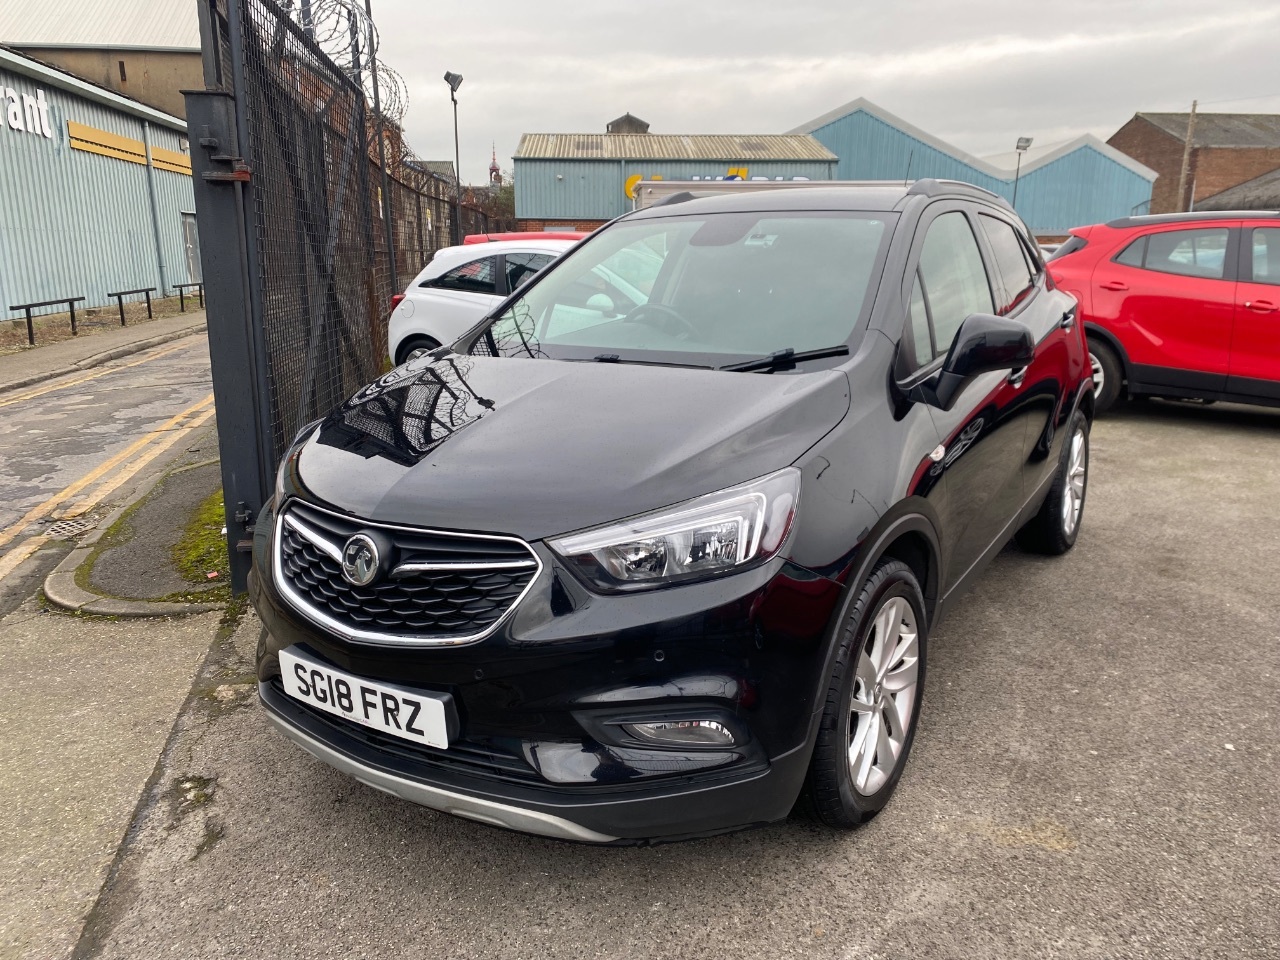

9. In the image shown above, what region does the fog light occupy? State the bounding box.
[622,719,736,746]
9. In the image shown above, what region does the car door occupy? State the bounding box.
[1228,224,1280,401]
[1091,224,1237,394]
[976,212,1081,501]
[901,204,1028,592]
[415,254,503,342]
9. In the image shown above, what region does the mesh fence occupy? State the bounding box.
[206,0,501,462]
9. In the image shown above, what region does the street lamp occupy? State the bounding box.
[1012,136,1033,208]
[444,71,463,244]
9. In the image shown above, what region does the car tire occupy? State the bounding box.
[395,336,441,366]
[799,558,927,829]
[1016,409,1090,555]
[1088,339,1123,414]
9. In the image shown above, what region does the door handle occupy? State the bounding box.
[1099,280,1129,292]
[1244,299,1276,313]
[1008,367,1027,388]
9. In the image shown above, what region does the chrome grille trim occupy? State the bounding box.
[272,499,543,648]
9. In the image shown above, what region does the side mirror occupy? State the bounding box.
[911,313,1036,411]
[585,292,617,316]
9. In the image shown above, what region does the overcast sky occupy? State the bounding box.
[369,0,1280,183]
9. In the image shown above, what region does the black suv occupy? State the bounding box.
[251,180,1093,843]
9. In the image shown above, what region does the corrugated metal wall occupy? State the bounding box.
[807,110,1153,234]
[0,64,195,316]
[515,158,837,220]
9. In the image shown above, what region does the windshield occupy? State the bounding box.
[466,210,893,366]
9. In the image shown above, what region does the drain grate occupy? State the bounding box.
[45,516,100,539]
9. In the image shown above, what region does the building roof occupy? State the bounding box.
[406,159,456,182]
[790,97,1156,181]
[1195,166,1280,210]
[1135,112,1280,148]
[514,133,836,162]
[0,44,185,130]
[0,0,199,51]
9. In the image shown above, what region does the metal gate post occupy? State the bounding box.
[182,86,273,594]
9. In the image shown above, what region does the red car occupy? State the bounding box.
[1047,212,1280,413]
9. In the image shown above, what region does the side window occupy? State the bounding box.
[978,214,1036,314]
[906,272,934,367]
[427,256,498,294]
[917,212,994,351]
[1251,228,1280,285]
[1115,237,1145,267]
[504,252,554,292]
[1131,228,1229,279]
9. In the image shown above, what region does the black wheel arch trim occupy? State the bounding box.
[797,505,942,762]
[1083,322,1131,378]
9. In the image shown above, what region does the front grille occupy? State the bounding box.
[275,500,540,645]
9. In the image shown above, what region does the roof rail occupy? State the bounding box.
[1105,210,1280,228]
[906,178,1010,206]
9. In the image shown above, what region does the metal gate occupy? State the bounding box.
[186,0,500,591]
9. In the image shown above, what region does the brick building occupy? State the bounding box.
[1108,112,1280,214]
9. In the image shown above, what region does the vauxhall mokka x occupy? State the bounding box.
[250,180,1094,843]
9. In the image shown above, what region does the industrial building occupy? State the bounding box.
[0,45,196,318]
[514,101,1157,236]
[789,98,1156,234]
[1107,112,1280,214]
[513,118,837,229]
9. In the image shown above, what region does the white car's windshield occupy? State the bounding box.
[469,210,893,367]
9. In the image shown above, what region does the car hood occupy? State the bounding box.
[293,353,849,541]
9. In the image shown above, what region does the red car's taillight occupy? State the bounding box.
[389,294,405,314]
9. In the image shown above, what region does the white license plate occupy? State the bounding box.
[279,646,449,750]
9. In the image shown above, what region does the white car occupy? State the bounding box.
[387,239,578,365]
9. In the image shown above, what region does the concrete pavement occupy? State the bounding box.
[60,400,1280,960]
[0,601,225,960]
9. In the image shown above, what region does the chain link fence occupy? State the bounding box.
[201,0,502,459]
[190,0,508,590]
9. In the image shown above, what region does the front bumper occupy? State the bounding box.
[250,500,844,842]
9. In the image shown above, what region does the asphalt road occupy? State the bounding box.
[0,335,214,616]
[70,398,1280,960]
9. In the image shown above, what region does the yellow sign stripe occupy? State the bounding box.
[0,393,214,551]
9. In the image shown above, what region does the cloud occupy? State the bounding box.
[370,0,1280,180]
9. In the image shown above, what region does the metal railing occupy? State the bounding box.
[8,296,87,345]
[105,287,157,326]
[174,282,205,311]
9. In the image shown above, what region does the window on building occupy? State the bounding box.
[978,214,1037,315]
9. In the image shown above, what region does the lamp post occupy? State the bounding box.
[1012,136,1033,209]
[444,71,463,244]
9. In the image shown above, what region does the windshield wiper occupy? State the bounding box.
[719,345,850,373]
[567,354,713,369]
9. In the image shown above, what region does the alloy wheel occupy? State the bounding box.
[405,346,433,363]
[1089,351,1105,397]
[1061,427,1087,536]
[847,595,920,796]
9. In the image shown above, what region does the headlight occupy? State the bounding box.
[548,468,800,592]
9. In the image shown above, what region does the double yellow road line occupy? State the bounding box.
[0,392,217,583]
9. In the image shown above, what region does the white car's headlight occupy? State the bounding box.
[548,468,800,592]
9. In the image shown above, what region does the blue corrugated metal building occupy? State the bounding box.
[0,46,196,317]
[789,98,1156,234]
[514,131,837,224]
